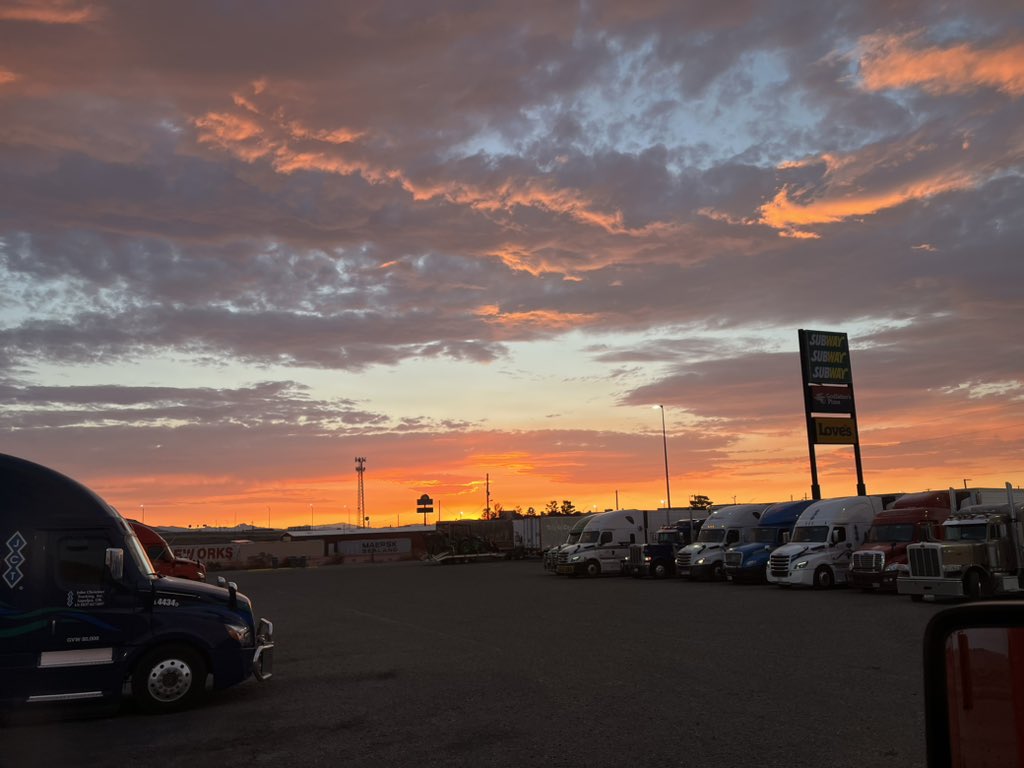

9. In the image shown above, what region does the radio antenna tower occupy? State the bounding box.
[355,456,366,527]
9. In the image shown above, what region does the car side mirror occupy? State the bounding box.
[105,548,124,580]
[923,602,1024,767]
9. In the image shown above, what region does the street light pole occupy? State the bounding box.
[654,405,672,511]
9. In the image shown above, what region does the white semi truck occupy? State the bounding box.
[767,495,898,588]
[556,509,677,577]
[674,504,771,581]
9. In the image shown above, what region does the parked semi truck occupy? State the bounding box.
[767,495,899,589]
[556,509,676,577]
[128,520,206,582]
[724,500,813,583]
[0,453,273,712]
[898,484,1024,601]
[544,515,595,572]
[848,491,958,591]
[627,511,709,578]
[675,504,771,581]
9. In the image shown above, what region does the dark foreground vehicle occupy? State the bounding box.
[0,453,273,713]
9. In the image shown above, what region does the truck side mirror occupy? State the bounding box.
[105,548,124,581]
[782,532,791,544]
[924,602,1024,768]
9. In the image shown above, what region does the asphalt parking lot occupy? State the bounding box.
[1,561,944,768]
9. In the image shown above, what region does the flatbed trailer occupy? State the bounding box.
[427,551,505,565]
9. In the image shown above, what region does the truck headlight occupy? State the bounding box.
[571,554,580,562]
[225,622,252,646]
[696,558,705,565]
[794,560,809,570]
[885,562,906,572]
[942,564,962,574]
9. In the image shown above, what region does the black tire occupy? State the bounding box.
[651,561,669,579]
[133,645,207,713]
[963,571,983,600]
[813,566,834,590]
[710,562,725,582]
[585,560,601,578]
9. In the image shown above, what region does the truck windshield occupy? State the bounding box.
[752,527,781,544]
[656,531,679,544]
[697,529,725,543]
[866,524,916,543]
[125,529,159,578]
[944,524,989,541]
[791,526,829,543]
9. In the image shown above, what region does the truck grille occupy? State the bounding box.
[908,546,941,578]
[556,551,569,565]
[628,545,644,568]
[769,553,790,578]
[852,551,883,573]
[676,552,692,568]
[725,551,743,568]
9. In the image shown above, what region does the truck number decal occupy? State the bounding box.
[155,597,180,608]
[4,531,27,589]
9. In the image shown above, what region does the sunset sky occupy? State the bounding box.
[1,1,1022,529]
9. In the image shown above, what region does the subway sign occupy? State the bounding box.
[813,417,857,444]
[801,330,852,385]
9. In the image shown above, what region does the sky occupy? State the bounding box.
[1,0,1022,529]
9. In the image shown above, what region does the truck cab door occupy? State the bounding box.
[31,530,147,699]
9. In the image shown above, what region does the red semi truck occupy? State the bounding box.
[848,491,959,591]
[128,520,207,582]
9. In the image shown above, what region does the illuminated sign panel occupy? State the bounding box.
[802,330,852,385]
[813,417,857,444]
[809,385,853,414]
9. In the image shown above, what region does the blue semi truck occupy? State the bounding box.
[0,453,273,712]
[723,500,814,583]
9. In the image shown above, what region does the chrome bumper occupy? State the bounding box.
[252,618,274,681]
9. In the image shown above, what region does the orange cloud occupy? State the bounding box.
[759,171,975,237]
[0,67,18,85]
[475,305,596,332]
[0,0,98,23]
[858,32,1024,97]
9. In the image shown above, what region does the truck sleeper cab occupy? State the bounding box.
[767,495,896,589]
[724,500,813,583]
[0,453,273,713]
[675,504,770,581]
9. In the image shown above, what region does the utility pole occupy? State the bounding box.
[486,473,491,518]
[355,456,367,527]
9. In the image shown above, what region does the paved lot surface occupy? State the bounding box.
[1,561,944,768]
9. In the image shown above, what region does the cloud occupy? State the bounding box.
[0,0,99,24]
[858,32,1024,98]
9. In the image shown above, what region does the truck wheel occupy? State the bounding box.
[133,645,207,713]
[652,561,668,579]
[963,571,983,600]
[711,562,725,581]
[585,560,601,578]
[813,566,834,590]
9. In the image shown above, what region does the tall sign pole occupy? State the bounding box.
[798,329,866,499]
